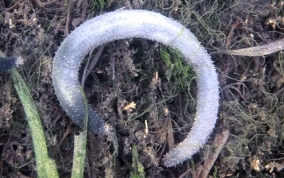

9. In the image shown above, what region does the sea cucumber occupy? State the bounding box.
[52,10,219,167]
[0,56,23,73]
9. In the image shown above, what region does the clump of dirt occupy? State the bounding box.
[0,0,284,177]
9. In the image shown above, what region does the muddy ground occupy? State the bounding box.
[0,0,284,177]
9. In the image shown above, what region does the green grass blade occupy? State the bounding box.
[71,86,88,178]
[0,51,58,178]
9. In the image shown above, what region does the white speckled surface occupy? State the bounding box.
[52,10,219,167]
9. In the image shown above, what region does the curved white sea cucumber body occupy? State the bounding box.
[52,10,219,167]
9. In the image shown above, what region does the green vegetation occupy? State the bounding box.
[1,51,90,178]
[89,0,110,11]
[130,144,145,178]
[71,87,89,178]
[0,51,58,177]
[160,48,195,91]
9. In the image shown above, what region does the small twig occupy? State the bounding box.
[85,155,92,178]
[2,0,23,13]
[65,0,75,36]
[196,129,230,178]
[226,16,244,47]
[33,0,57,8]
[106,0,115,8]
[110,53,116,80]
[274,87,284,96]
[178,167,196,178]
[81,45,105,88]
[227,83,249,101]
[166,116,174,151]
[222,38,284,56]
[86,45,105,77]
[81,48,95,87]
[58,123,74,146]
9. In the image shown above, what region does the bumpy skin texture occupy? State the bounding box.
[0,57,19,73]
[52,10,219,167]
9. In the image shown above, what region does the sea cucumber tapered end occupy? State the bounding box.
[0,56,24,73]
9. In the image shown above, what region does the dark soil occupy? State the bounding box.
[0,0,284,177]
